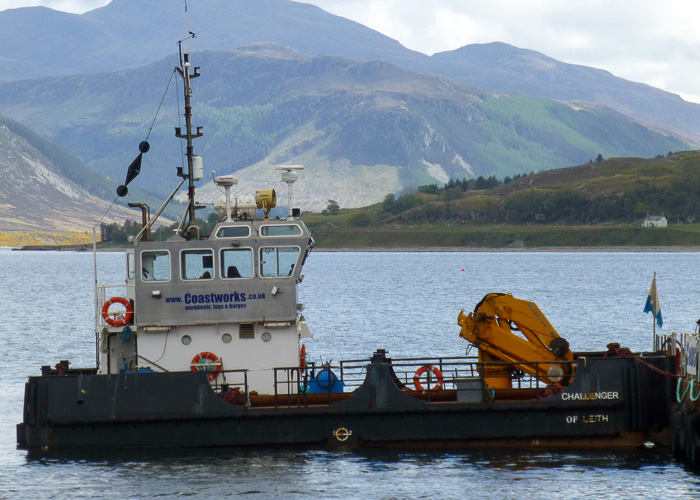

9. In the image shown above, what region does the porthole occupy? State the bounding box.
[261,332,272,343]
[181,335,192,346]
[222,333,232,344]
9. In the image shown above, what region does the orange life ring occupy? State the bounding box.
[191,352,222,381]
[300,344,307,368]
[101,296,134,327]
[413,364,444,393]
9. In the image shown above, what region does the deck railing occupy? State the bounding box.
[263,356,579,407]
[96,284,131,328]
[133,354,589,408]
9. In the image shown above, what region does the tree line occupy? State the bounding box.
[417,173,529,196]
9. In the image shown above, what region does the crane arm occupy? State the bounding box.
[458,293,574,385]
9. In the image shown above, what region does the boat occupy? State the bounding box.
[16,41,679,453]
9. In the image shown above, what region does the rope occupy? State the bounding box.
[92,70,176,230]
[93,194,121,230]
[184,1,190,53]
[145,69,176,142]
[679,378,692,403]
[628,351,682,379]
[691,379,700,402]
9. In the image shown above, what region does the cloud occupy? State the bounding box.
[3,0,108,12]
[311,0,700,103]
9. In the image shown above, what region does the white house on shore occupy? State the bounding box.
[642,215,667,228]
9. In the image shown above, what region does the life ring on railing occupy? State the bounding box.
[101,297,133,327]
[413,364,444,393]
[300,344,307,368]
[191,352,222,381]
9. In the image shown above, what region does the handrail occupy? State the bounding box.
[96,285,131,329]
[263,357,583,408]
[123,356,590,410]
[137,355,170,373]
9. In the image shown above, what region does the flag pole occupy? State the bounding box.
[644,271,661,351]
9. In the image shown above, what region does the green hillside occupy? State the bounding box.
[306,224,700,249]
[303,151,700,248]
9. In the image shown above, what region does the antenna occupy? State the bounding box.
[212,170,238,222]
[276,165,304,218]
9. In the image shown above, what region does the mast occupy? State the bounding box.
[175,45,203,238]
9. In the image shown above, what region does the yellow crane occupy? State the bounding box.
[458,293,575,389]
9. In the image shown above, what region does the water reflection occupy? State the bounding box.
[11,444,700,499]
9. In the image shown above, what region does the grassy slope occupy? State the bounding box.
[306,224,700,249]
[303,151,700,249]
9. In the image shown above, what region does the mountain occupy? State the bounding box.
[0,115,139,232]
[0,0,425,82]
[2,0,700,145]
[0,46,689,211]
[429,43,700,143]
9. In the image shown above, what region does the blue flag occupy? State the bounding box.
[643,275,663,328]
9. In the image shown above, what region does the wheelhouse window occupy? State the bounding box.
[221,248,253,279]
[260,246,300,278]
[181,249,214,280]
[260,225,302,237]
[141,251,170,282]
[216,226,251,238]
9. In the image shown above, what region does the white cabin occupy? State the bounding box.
[642,215,667,228]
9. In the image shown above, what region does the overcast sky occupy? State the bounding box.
[4,0,700,104]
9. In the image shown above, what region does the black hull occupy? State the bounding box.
[18,352,676,452]
[669,383,700,468]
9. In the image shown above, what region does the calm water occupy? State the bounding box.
[2,249,700,498]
